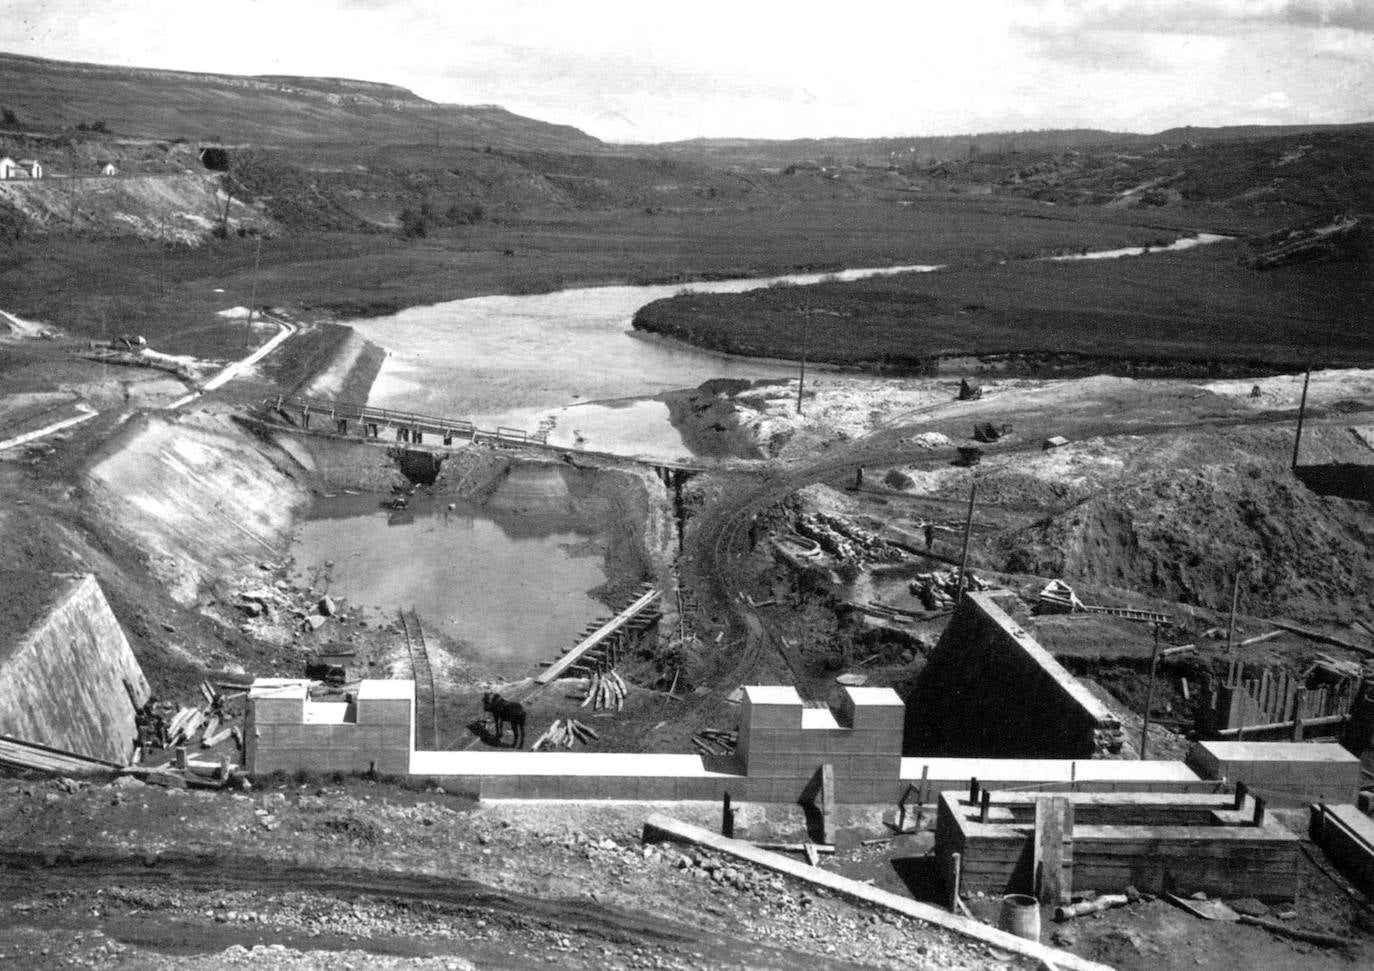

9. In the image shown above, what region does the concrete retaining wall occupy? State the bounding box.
[904,592,1124,758]
[245,680,413,776]
[1186,740,1362,804]
[0,574,150,764]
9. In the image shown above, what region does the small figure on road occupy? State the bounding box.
[924,522,935,549]
[854,467,864,489]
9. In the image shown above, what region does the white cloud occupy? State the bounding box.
[0,0,1369,140]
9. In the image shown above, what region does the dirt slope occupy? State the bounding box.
[1000,461,1374,623]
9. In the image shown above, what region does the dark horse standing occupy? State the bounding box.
[482,692,526,748]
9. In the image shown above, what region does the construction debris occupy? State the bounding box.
[581,669,627,711]
[909,569,988,611]
[1055,893,1130,921]
[690,728,737,756]
[531,717,600,751]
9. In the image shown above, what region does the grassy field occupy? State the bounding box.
[632,239,1374,374]
[0,197,1212,356]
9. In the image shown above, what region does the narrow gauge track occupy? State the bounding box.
[399,608,438,750]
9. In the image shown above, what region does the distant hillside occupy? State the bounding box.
[649,123,1374,170]
[0,51,601,152]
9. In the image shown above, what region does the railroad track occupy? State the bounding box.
[399,608,438,750]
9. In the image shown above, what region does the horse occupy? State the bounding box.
[481,691,526,748]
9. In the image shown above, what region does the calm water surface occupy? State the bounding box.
[291,494,606,664]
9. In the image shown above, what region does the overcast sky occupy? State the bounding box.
[1,0,1370,141]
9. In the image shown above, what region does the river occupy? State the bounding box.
[348,234,1230,461]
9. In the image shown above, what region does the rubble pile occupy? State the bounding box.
[231,569,350,643]
[796,512,901,567]
[908,569,988,611]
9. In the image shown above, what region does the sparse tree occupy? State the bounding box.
[1,107,16,126]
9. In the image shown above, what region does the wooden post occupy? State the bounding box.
[722,792,735,838]
[1293,688,1306,741]
[955,478,978,603]
[1034,797,1073,904]
[979,789,991,823]
[1140,623,1162,759]
[1291,366,1311,471]
[1233,780,1248,811]
[819,763,835,845]
[969,777,979,803]
[1252,796,1266,827]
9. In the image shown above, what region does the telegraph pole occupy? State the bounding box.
[955,478,978,602]
[245,232,262,350]
[1291,366,1311,470]
[1140,623,1162,760]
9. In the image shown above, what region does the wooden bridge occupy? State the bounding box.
[266,394,535,447]
[262,394,710,476]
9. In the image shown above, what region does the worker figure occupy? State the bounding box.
[924,522,935,549]
[855,467,864,489]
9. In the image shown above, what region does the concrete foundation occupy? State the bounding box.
[904,592,1124,758]
[937,788,1302,901]
[0,572,150,765]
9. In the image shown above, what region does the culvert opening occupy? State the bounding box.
[392,449,444,485]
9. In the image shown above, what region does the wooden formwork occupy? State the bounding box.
[936,787,1301,902]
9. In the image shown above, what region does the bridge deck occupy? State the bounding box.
[264,394,711,472]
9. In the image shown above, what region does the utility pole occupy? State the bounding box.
[954,477,978,603]
[245,232,262,350]
[1224,573,1241,655]
[796,302,809,415]
[1140,623,1162,760]
[1291,365,1311,471]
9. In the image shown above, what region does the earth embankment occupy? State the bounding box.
[82,412,312,605]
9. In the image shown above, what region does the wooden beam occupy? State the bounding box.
[1035,796,1073,905]
[537,588,661,684]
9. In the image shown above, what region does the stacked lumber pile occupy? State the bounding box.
[531,718,600,751]
[581,670,627,712]
[691,728,737,757]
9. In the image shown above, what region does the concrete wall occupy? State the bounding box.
[739,685,905,804]
[904,592,1124,759]
[245,680,413,776]
[0,574,150,764]
[1186,741,1362,804]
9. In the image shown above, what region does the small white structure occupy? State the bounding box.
[18,158,42,178]
[0,156,15,179]
[100,162,118,176]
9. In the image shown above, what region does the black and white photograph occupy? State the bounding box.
[0,2,1371,968]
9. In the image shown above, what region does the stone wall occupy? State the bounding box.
[904,592,1123,759]
[0,573,150,764]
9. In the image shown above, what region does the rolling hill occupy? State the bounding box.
[0,51,601,153]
